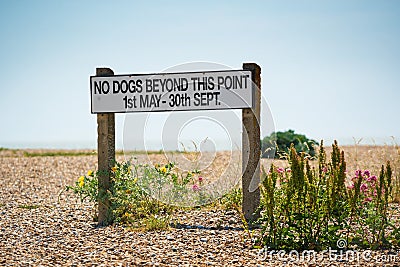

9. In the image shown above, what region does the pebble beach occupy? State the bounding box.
[0,150,399,266]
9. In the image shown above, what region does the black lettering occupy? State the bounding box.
[217,76,224,89]
[225,76,232,89]
[153,79,160,92]
[140,95,149,107]
[244,75,249,88]
[193,92,200,106]
[233,76,241,89]
[208,77,214,90]
[191,77,198,90]
[146,79,152,92]
[102,81,110,94]
[166,79,173,92]
[180,78,188,91]
[120,80,128,94]
[113,81,120,94]
[136,79,143,92]
[128,80,136,93]
[94,81,102,94]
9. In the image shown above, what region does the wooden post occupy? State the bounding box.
[96,68,115,226]
[242,63,261,222]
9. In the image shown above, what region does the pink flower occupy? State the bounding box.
[286,168,291,173]
[360,183,368,192]
[373,189,377,196]
[355,170,362,177]
[198,176,203,182]
[192,184,200,191]
[347,183,354,189]
[322,167,328,173]
[367,175,377,182]
[364,197,373,203]
[277,167,284,174]
[363,170,371,177]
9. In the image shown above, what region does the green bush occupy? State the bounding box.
[257,141,399,251]
[261,129,318,158]
[66,161,203,229]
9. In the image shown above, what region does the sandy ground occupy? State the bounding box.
[0,147,399,266]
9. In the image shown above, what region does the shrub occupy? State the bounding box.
[257,141,399,251]
[261,129,318,159]
[66,160,203,229]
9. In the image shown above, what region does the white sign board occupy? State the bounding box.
[90,70,253,113]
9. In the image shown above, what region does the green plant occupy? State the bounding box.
[261,129,318,159]
[66,160,203,228]
[257,141,399,251]
[219,188,242,210]
[347,162,398,248]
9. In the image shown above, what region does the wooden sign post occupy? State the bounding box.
[242,63,261,222]
[91,63,261,225]
[96,68,116,226]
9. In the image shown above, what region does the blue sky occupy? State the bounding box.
[0,0,399,149]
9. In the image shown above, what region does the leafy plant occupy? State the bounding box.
[257,141,399,251]
[261,129,318,159]
[66,160,203,229]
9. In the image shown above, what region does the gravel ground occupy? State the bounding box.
[0,151,399,266]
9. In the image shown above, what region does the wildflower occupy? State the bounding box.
[277,167,284,174]
[79,180,84,187]
[192,184,200,191]
[347,183,354,189]
[87,170,94,177]
[360,183,368,193]
[133,177,138,184]
[198,176,203,182]
[125,189,132,194]
[78,176,84,182]
[286,168,291,173]
[154,163,160,168]
[367,175,377,182]
[355,170,362,177]
[363,170,371,177]
[160,166,167,174]
[364,197,373,203]
[322,167,328,173]
[187,171,193,176]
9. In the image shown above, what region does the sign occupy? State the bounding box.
[93,63,261,225]
[90,70,253,113]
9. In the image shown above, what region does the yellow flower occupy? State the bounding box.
[133,177,138,184]
[154,163,160,168]
[125,189,132,194]
[187,171,193,176]
[87,170,94,177]
[78,176,85,182]
[79,180,84,187]
[160,166,167,174]
[128,166,132,172]
[111,166,117,172]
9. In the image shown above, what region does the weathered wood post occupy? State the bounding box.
[96,68,115,226]
[242,63,261,222]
